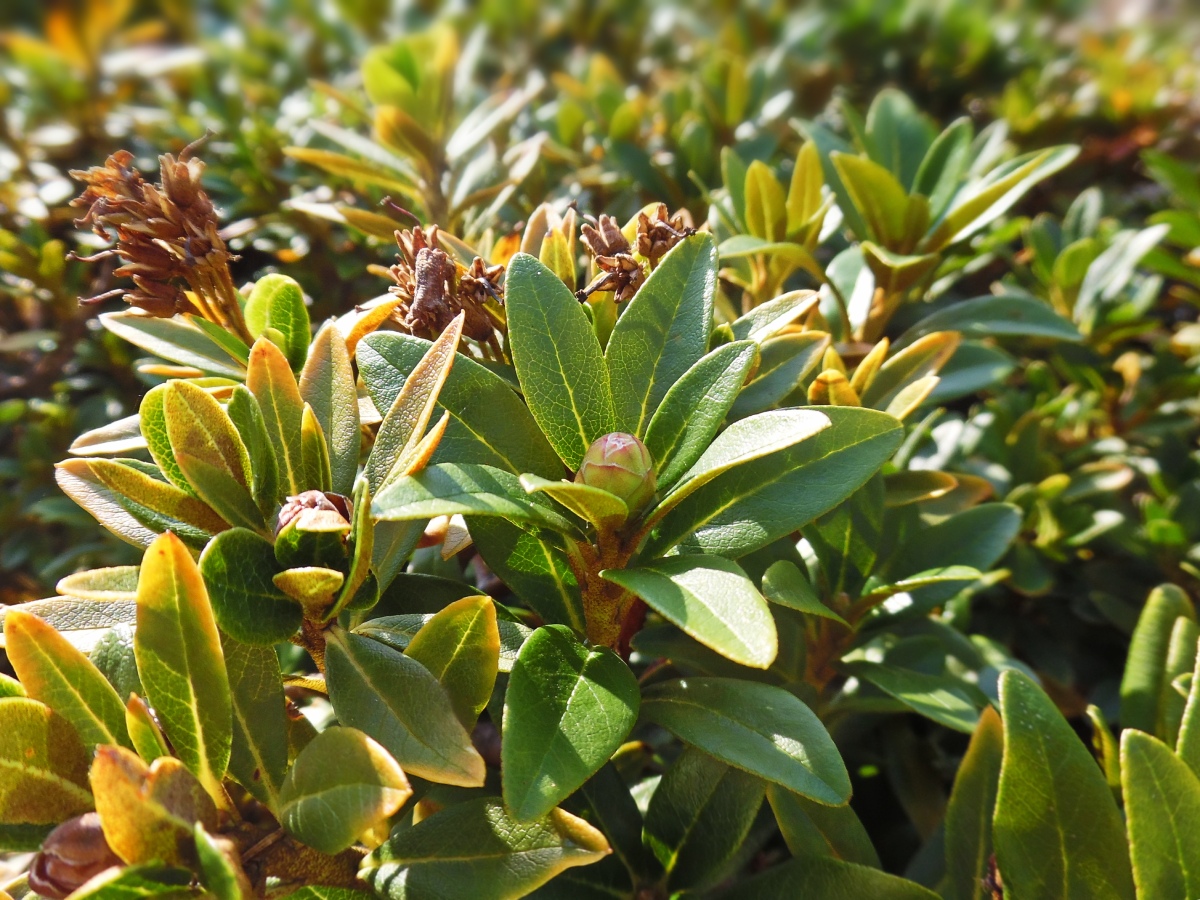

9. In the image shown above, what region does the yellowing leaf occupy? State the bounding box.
[0,697,93,824]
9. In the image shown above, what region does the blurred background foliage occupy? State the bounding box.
[1,0,1199,871]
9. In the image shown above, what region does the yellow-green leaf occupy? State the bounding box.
[405,596,499,728]
[0,697,93,824]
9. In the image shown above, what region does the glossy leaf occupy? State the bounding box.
[840,662,980,733]
[140,385,194,494]
[85,458,229,537]
[279,727,412,855]
[363,797,610,899]
[163,380,265,534]
[126,694,169,763]
[1121,729,1200,898]
[506,253,616,469]
[641,677,850,805]
[0,595,136,655]
[898,293,1081,346]
[358,332,562,479]
[404,595,500,727]
[993,670,1134,900]
[4,609,130,749]
[644,341,759,489]
[605,233,717,435]
[644,747,765,891]
[134,532,232,800]
[200,528,300,645]
[603,555,777,668]
[222,636,289,811]
[99,312,246,379]
[324,626,485,786]
[729,332,828,419]
[0,697,93,824]
[761,560,848,625]
[646,407,903,559]
[247,337,307,496]
[300,321,360,495]
[90,746,217,866]
[503,625,640,820]
[942,706,1003,900]
[244,274,311,372]
[1120,584,1194,735]
[226,386,280,515]
[728,853,940,899]
[373,463,578,535]
[767,784,880,867]
[519,474,629,531]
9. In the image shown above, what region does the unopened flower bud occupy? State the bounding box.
[575,433,656,514]
[29,813,122,899]
[276,491,352,535]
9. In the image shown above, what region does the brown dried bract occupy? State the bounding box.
[636,203,696,268]
[70,142,252,342]
[577,214,646,303]
[387,226,501,343]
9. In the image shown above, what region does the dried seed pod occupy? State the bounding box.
[636,203,696,268]
[577,215,646,303]
[69,143,250,341]
[29,813,123,899]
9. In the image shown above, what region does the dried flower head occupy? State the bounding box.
[636,203,696,268]
[386,226,502,344]
[577,214,646,303]
[70,141,252,342]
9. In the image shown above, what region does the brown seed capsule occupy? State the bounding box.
[28,813,123,899]
[636,203,696,268]
[577,215,647,303]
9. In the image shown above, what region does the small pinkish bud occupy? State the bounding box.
[575,433,656,514]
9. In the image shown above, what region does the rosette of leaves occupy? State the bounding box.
[711,89,1079,343]
[285,24,546,239]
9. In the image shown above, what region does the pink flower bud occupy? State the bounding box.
[575,433,656,514]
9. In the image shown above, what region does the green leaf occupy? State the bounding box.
[506,253,616,469]
[898,293,1081,346]
[244,274,311,372]
[365,315,462,492]
[405,595,500,727]
[655,408,831,515]
[329,476,375,621]
[725,854,940,899]
[99,312,247,379]
[729,332,828,419]
[643,341,759,490]
[163,380,265,534]
[761,560,848,625]
[248,337,306,496]
[605,233,717,435]
[0,697,93,824]
[56,566,139,601]
[194,824,250,900]
[373,463,578,535]
[1178,646,1200,776]
[226,386,280,515]
[300,404,333,493]
[62,862,197,898]
[91,625,143,705]
[859,331,960,411]
[469,518,586,633]
[644,747,765,891]
[913,117,973,218]
[300,321,361,495]
[324,626,485,786]
[646,407,903,559]
[362,796,610,899]
[767,784,880,867]
[359,332,562,479]
[733,294,817,344]
[186,315,251,366]
[993,670,1134,900]
[126,694,169,763]
[222,636,289,811]
[200,528,301,645]
[4,608,130,749]
[519,474,628,530]
[503,625,639,820]
[1121,729,1200,899]
[745,160,787,241]
[804,475,883,598]
[926,145,1079,249]
[277,890,376,900]
[85,458,229,538]
[134,532,232,801]
[603,555,777,669]
[831,153,928,250]
[90,746,217,866]
[1120,584,1195,735]
[641,677,850,805]
[140,385,194,494]
[280,726,412,855]
[578,763,661,882]
[0,596,136,655]
[841,662,980,733]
